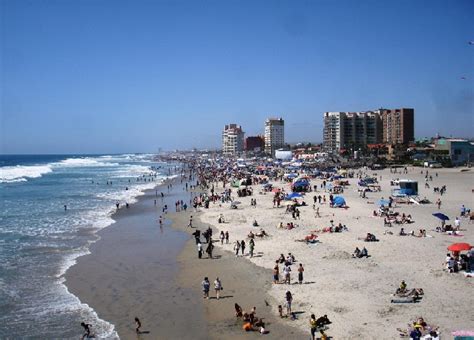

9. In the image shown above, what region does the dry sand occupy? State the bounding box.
[198,167,474,339]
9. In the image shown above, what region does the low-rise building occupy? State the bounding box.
[434,138,474,166]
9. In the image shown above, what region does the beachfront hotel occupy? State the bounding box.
[264,118,285,156]
[222,124,244,155]
[323,108,415,153]
[380,108,415,144]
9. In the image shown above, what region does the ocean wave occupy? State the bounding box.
[0,165,53,183]
[52,157,119,167]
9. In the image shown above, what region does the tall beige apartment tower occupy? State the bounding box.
[222,124,244,155]
[264,118,285,156]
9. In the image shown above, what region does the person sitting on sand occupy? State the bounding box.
[305,233,318,243]
[235,303,243,317]
[399,228,406,236]
[278,222,284,229]
[256,228,268,237]
[352,247,361,258]
[243,321,253,332]
[316,315,332,328]
[248,231,255,239]
[364,233,377,242]
[253,219,259,227]
[397,280,407,294]
[218,214,225,223]
[277,254,285,264]
[360,247,368,257]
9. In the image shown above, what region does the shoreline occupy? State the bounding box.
[65,173,306,339]
[65,176,210,339]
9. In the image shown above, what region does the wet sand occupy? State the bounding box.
[65,184,208,339]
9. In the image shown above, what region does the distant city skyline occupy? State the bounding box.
[1,0,473,154]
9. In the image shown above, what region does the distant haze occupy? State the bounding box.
[1,0,473,154]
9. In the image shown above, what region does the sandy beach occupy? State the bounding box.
[197,167,474,339]
[66,177,304,339]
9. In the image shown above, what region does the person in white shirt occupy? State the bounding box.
[454,217,461,230]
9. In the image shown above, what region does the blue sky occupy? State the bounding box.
[1,0,473,153]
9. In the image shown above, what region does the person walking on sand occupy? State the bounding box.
[273,264,280,284]
[234,240,240,257]
[202,277,210,299]
[220,231,225,245]
[285,291,293,315]
[249,238,255,258]
[240,240,246,255]
[298,263,304,284]
[214,277,222,299]
[188,215,193,228]
[283,264,291,284]
[225,231,229,244]
[206,240,214,259]
[310,314,317,340]
[134,317,141,334]
[197,242,203,259]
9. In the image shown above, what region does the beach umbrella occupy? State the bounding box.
[432,212,449,221]
[287,173,298,179]
[333,196,346,207]
[272,187,281,193]
[285,192,302,200]
[447,243,472,252]
[378,199,390,207]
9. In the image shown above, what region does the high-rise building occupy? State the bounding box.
[264,118,285,156]
[244,136,265,152]
[323,111,382,153]
[222,124,244,155]
[380,108,414,144]
[323,108,415,153]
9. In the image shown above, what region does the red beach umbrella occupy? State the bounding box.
[272,188,281,193]
[447,243,472,252]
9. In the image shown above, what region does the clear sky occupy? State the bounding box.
[1,0,473,154]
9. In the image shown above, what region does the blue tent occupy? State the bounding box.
[378,199,390,207]
[333,196,346,207]
[285,192,302,200]
[287,173,298,179]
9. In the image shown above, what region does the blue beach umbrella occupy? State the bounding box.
[432,213,449,221]
[333,196,346,207]
[285,192,302,200]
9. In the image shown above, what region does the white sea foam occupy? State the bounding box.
[53,157,119,167]
[0,165,53,183]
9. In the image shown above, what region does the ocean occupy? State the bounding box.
[0,154,171,338]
